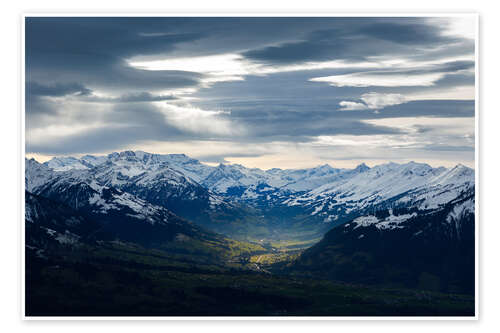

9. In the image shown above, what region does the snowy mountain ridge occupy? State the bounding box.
[284,161,474,222]
[40,151,474,206]
[26,159,177,226]
[29,151,475,240]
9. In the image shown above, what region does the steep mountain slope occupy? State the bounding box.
[289,188,475,294]
[43,155,106,171]
[26,152,476,316]
[39,152,259,237]
[26,159,221,247]
[39,152,475,245]
[43,153,474,216]
[26,158,55,192]
[25,191,99,250]
[26,157,269,264]
[89,152,249,229]
[200,163,354,204]
[284,162,474,225]
[42,151,357,204]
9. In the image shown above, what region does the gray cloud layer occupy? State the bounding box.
[25,17,475,166]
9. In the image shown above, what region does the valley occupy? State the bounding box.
[26,239,474,316]
[24,150,476,316]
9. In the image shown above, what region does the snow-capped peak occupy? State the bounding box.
[26,158,54,192]
[33,151,475,224]
[353,163,370,173]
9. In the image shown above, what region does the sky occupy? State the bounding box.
[25,16,476,169]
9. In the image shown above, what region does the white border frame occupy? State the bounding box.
[20,12,480,321]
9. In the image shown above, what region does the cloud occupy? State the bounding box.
[306,116,474,164]
[242,20,467,65]
[128,53,384,87]
[24,17,476,168]
[339,92,407,111]
[27,81,92,97]
[157,103,242,136]
[356,22,461,45]
[429,16,476,40]
[129,54,250,85]
[407,85,475,101]
[308,60,474,88]
[85,92,178,103]
[362,117,475,139]
[26,100,245,155]
[114,92,178,102]
[375,100,474,118]
[26,18,205,95]
[338,101,370,111]
[361,92,407,109]
[310,72,444,87]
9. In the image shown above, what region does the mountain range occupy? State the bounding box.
[25,150,475,301]
[32,150,475,239]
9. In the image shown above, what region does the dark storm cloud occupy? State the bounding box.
[25,95,57,116]
[25,17,203,59]
[242,20,466,65]
[26,17,205,93]
[125,17,386,59]
[198,100,472,142]
[26,17,372,93]
[247,119,402,142]
[356,22,459,44]
[25,98,405,155]
[27,102,183,155]
[113,92,177,103]
[25,81,93,117]
[25,17,475,162]
[27,81,93,97]
[243,29,357,64]
[225,100,475,120]
[28,60,203,94]
[194,70,474,119]
[430,60,474,73]
[373,100,475,118]
[27,125,169,155]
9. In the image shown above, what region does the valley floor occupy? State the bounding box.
[26,242,474,317]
